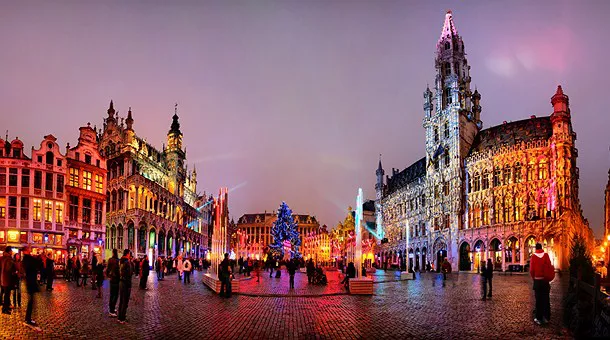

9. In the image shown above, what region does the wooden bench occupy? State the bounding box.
[349,278,373,295]
[202,273,240,294]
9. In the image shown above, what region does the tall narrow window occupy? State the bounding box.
[85,154,92,164]
[482,205,490,225]
[82,198,92,224]
[444,122,449,138]
[482,170,489,190]
[45,151,54,165]
[45,172,53,191]
[33,199,42,221]
[493,167,502,187]
[514,162,522,183]
[0,168,6,186]
[34,170,42,189]
[57,174,64,193]
[69,195,78,221]
[95,174,103,194]
[21,169,30,188]
[95,201,103,225]
[56,202,64,224]
[473,172,481,192]
[434,128,439,143]
[503,165,512,185]
[444,150,450,167]
[8,168,17,186]
[0,197,6,218]
[538,161,548,180]
[45,201,53,222]
[20,197,28,221]
[8,196,17,219]
[82,171,92,190]
[504,196,513,223]
[69,168,79,187]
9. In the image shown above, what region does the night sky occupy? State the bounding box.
[1,1,608,236]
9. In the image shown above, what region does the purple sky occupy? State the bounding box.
[1,1,608,236]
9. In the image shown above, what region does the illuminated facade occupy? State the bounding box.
[376,11,592,272]
[235,212,319,258]
[0,135,68,260]
[99,102,203,259]
[65,124,108,258]
[302,225,331,263]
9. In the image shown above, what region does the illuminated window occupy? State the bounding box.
[54,234,62,245]
[503,196,512,223]
[33,199,41,221]
[538,161,548,180]
[503,165,512,185]
[69,168,79,187]
[0,197,5,218]
[514,162,522,183]
[45,201,53,222]
[482,205,489,225]
[493,167,502,187]
[8,196,17,219]
[494,200,502,224]
[0,168,5,186]
[56,202,64,224]
[473,172,480,191]
[82,171,92,190]
[20,197,28,221]
[527,163,536,181]
[514,198,522,221]
[0,231,4,243]
[33,233,43,244]
[95,174,103,194]
[482,170,489,190]
[473,205,481,228]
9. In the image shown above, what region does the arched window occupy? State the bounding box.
[503,165,512,185]
[473,172,481,192]
[444,42,450,50]
[504,196,513,223]
[444,62,451,76]
[538,160,548,180]
[482,204,490,225]
[514,162,522,183]
[494,199,502,224]
[444,88,452,104]
[527,162,536,181]
[444,150,450,167]
[482,170,489,190]
[473,205,481,228]
[493,167,502,186]
[514,197,522,221]
[444,121,449,138]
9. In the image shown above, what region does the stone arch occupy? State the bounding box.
[505,235,520,264]
[433,237,447,271]
[459,241,471,271]
[127,221,135,251]
[524,235,537,262]
[489,238,502,270]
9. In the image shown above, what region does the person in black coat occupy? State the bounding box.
[287,258,297,289]
[139,256,149,290]
[106,249,120,317]
[45,256,55,291]
[22,246,41,327]
[485,258,493,298]
[117,250,133,324]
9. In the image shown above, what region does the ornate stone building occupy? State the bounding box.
[376,11,592,272]
[65,124,108,258]
[235,212,319,259]
[0,135,68,259]
[99,101,203,260]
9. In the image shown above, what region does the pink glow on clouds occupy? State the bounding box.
[485,26,579,77]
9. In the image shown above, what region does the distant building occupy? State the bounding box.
[235,212,319,258]
[376,11,593,272]
[0,135,68,259]
[65,124,108,259]
[98,101,203,259]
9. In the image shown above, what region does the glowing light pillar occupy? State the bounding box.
[210,187,228,279]
[355,188,363,279]
[401,219,414,280]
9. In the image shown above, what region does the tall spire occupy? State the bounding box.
[126,106,134,130]
[107,100,115,118]
[439,10,458,45]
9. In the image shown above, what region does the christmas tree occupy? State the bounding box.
[269,201,301,259]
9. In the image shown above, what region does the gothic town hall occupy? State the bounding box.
[374,11,593,273]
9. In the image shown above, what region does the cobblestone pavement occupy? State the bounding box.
[0,270,570,339]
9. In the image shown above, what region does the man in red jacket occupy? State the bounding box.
[529,243,554,325]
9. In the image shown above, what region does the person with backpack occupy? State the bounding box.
[183,257,192,284]
[529,243,555,325]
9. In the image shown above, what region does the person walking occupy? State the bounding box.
[254,260,261,283]
[106,249,120,317]
[1,246,16,315]
[139,256,149,290]
[183,257,192,284]
[219,253,232,298]
[45,254,55,291]
[480,261,488,301]
[65,255,73,282]
[74,256,81,286]
[155,257,163,280]
[118,250,133,324]
[306,259,315,284]
[287,258,297,289]
[80,257,90,288]
[485,258,493,299]
[39,253,47,285]
[530,243,555,325]
[441,258,452,281]
[22,246,41,331]
[341,262,356,290]
[95,256,104,298]
[12,253,23,309]
[177,256,184,281]
[133,257,140,278]
[90,253,98,290]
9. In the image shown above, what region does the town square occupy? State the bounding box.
[1,1,609,339]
